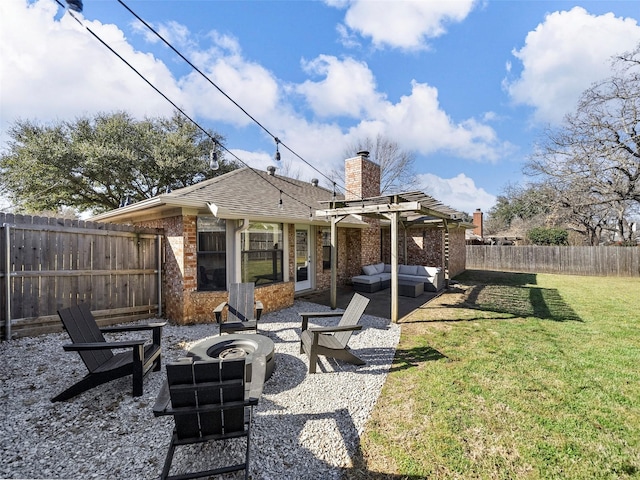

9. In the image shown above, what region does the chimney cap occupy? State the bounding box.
[357,150,370,158]
[311,178,319,186]
[267,165,276,176]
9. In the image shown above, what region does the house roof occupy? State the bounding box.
[90,167,368,227]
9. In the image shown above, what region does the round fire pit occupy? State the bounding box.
[187,334,275,382]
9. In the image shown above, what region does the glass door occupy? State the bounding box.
[295,225,312,291]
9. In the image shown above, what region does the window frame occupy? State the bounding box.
[240,222,284,286]
[196,216,227,291]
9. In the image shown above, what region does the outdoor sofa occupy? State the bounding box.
[351,262,444,293]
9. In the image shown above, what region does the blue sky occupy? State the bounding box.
[2,0,640,214]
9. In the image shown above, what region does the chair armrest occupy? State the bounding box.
[63,340,146,351]
[153,381,171,417]
[309,324,362,334]
[300,311,345,319]
[214,302,228,323]
[300,311,345,331]
[102,323,165,346]
[255,301,263,321]
[101,322,166,333]
[247,356,266,404]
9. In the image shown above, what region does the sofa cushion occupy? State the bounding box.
[398,274,428,283]
[374,262,385,274]
[352,275,380,285]
[383,264,392,273]
[415,266,431,277]
[398,264,418,275]
[362,264,377,276]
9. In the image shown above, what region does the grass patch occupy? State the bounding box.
[346,271,640,479]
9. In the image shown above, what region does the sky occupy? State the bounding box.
[2,0,640,215]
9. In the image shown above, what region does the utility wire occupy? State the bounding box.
[116,0,363,201]
[54,0,319,212]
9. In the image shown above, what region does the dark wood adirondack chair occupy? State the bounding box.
[299,292,370,374]
[153,356,265,480]
[51,304,166,402]
[214,283,263,335]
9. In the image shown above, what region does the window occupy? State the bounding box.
[241,222,283,285]
[197,217,226,291]
[322,228,332,270]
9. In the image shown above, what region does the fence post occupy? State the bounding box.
[157,234,163,318]
[4,224,11,340]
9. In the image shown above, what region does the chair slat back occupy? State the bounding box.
[334,293,370,347]
[227,283,255,323]
[58,304,113,373]
[167,359,246,441]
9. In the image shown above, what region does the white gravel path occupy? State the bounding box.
[0,300,400,480]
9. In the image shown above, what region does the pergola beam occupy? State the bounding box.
[316,202,452,221]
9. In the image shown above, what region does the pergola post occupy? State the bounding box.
[330,216,340,309]
[390,210,399,323]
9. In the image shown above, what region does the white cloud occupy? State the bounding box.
[505,6,640,125]
[344,79,513,162]
[0,0,282,144]
[330,0,477,50]
[296,55,383,118]
[294,55,511,163]
[0,0,179,145]
[181,55,280,127]
[131,20,194,50]
[416,173,496,214]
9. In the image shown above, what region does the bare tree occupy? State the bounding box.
[335,134,419,194]
[526,43,640,244]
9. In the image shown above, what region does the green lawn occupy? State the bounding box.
[346,271,640,479]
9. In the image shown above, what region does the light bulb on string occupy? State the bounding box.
[274,138,281,162]
[209,149,219,170]
[278,190,284,210]
[309,207,313,220]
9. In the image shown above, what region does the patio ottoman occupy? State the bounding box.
[352,275,381,293]
[398,280,424,298]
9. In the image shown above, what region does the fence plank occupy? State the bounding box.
[466,245,640,277]
[0,215,162,339]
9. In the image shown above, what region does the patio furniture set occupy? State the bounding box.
[351,262,444,296]
[51,283,370,479]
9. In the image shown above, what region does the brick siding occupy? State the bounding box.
[381,224,467,278]
[135,214,295,324]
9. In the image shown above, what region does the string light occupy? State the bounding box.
[278,190,284,210]
[274,138,281,162]
[209,149,219,171]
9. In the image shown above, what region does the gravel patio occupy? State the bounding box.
[0,300,400,479]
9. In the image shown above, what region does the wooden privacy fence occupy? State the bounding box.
[466,245,640,277]
[1,213,164,339]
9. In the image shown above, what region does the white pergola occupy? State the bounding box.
[316,191,462,323]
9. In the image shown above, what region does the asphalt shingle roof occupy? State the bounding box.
[91,167,366,226]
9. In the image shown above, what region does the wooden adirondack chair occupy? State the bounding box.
[51,304,166,402]
[299,292,370,373]
[153,356,265,480]
[214,283,263,335]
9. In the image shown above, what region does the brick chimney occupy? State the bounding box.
[344,151,381,267]
[345,151,380,200]
[473,208,483,239]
